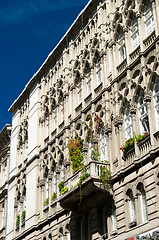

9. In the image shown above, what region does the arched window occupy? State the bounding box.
[144,2,155,36]
[100,128,107,162]
[124,103,133,139]
[153,77,159,130]
[126,189,136,227]
[138,90,149,134]
[137,183,148,223]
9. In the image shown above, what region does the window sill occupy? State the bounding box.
[143,30,156,47]
[75,103,82,112]
[51,199,57,207]
[153,130,159,139]
[84,93,92,103]
[129,45,140,60]
[129,221,137,228]
[111,230,118,236]
[126,220,148,232]
[51,129,57,136]
[43,205,49,212]
[59,121,64,129]
[101,233,108,239]
[116,58,127,72]
[94,82,103,93]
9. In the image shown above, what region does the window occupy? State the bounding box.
[86,215,91,240]
[144,3,155,36]
[102,207,108,239]
[137,183,148,223]
[53,170,57,193]
[118,34,126,63]
[130,19,140,50]
[111,205,117,232]
[86,75,91,96]
[60,103,64,123]
[78,84,82,105]
[127,189,136,227]
[61,160,65,181]
[96,62,102,86]
[46,176,49,199]
[138,90,149,134]
[53,111,57,130]
[100,129,107,162]
[153,77,159,130]
[124,104,133,139]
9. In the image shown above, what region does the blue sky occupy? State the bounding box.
[0,0,89,131]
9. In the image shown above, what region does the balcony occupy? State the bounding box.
[59,161,112,211]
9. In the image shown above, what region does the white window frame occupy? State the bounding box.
[118,34,126,63]
[96,62,102,86]
[138,93,149,134]
[153,80,159,130]
[86,75,91,96]
[124,106,133,139]
[144,4,155,36]
[130,20,140,50]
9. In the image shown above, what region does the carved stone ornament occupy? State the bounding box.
[104,124,112,134]
[130,103,137,115]
[113,115,123,127]
[39,179,45,187]
[144,90,152,103]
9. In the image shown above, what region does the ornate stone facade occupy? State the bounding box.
[3,0,159,239]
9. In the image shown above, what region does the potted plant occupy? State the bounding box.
[120,137,135,153]
[135,132,150,143]
[91,144,100,161]
[100,166,111,183]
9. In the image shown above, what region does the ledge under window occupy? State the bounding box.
[59,121,64,129]
[75,103,82,112]
[84,93,92,103]
[153,130,159,139]
[129,221,137,228]
[43,205,49,212]
[94,82,103,93]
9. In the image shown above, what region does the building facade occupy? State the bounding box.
[0,125,11,240]
[3,0,159,239]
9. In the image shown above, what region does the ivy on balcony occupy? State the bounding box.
[68,133,83,173]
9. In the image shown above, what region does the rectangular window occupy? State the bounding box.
[118,35,126,63]
[130,21,140,50]
[54,171,57,193]
[53,112,57,130]
[78,85,82,105]
[144,6,155,36]
[86,75,91,96]
[125,115,133,139]
[138,103,149,134]
[96,63,102,85]
[60,103,64,123]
